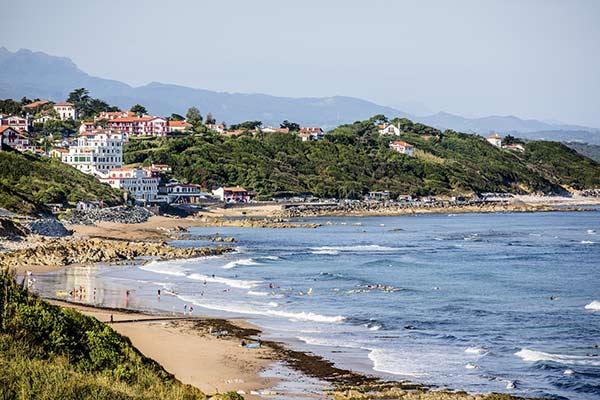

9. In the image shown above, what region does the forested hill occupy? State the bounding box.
[124,117,600,199]
[0,150,123,215]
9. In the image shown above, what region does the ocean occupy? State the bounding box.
[34,210,600,399]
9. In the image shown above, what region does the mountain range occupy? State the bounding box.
[1,47,599,143]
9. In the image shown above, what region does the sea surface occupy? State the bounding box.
[34,210,600,399]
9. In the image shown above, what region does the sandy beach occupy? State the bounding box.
[48,300,284,399]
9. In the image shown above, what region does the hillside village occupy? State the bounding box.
[0,89,595,210]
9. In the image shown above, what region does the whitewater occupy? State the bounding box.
[34,209,600,399]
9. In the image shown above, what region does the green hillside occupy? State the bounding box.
[124,117,600,199]
[0,150,123,215]
[0,269,206,399]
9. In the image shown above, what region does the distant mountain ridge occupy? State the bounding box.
[1,47,599,142]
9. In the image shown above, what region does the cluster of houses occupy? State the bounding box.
[1,99,527,205]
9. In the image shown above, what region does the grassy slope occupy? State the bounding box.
[123,118,600,199]
[0,149,123,215]
[0,269,206,400]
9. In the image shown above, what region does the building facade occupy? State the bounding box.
[486,134,502,148]
[0,115,28,132]
[61,130,124,176]
[107,116,168,137]
[0,126,34,152]
[100,168,159,203]
[53,102,76,120]
[212,186,252,202]
[389,140,414,155]
[378,123,402,135]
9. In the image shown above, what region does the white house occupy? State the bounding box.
[486,134,502,148]
[206,123,225,134]
[166,182,208,204]
[0,115,29,132]
[212,186,253,203]
[100,168,159,203]
[378,123,402,135]
[61,129,124,176]
[33,114,54,125]
[168,120,192,133]
[389,140,414,156]
[0,126,34,151]
[299,127,324,140]
[53,102,77,120]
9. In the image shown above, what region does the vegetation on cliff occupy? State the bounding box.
[0,269,206,399]
[0,150,123,215]
[124,116,600,199]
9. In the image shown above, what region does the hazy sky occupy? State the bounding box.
[2,0,600,127]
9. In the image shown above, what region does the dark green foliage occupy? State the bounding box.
[523,141,600,190]
[0,98,23,115]
[0,270,206,399]
[123,117,600,199]
[131,104,148,117]
[565,142,600,162]
[280,120,300,132]
[0,151,123,215]
[67,88,118,118]
[229,121,262,131]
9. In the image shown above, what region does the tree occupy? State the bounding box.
[169,113,185,121]
[130,104,148,116]
[205,112,216,125]
[67,88,92,118]
[0,99,23,115]
[280,120,300,132]
[229,120,262,131]
[186,107,203,128]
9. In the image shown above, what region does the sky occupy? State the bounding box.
[2,0,600,127]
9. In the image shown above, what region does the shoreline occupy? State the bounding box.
[44,297,542,400]
[6,206,592,399]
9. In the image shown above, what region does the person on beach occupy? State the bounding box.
[157,289,161,298]
[110,314,113,323]
[189,305,193,315]
[184,304,188,313]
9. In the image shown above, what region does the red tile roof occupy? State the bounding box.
[0,126,21,134]
[168,120,191,127]
[390,141,413,147]
[223,186,247,192]
[23,100,50,109]
[54,102,74,107]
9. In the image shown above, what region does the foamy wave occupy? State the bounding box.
[584,300,600,311]
[247,290,269,296]
[187,273,260,289]
[311,245,398,252]
[222,258,261,269]
[581,240,595,244]
[515,348,600,366]
[465,346,487,355]
[180,298,345,323]
[587,229,596,235]
[368,349,429,377]
[140,261,187,276]
[297,336,360,348]
[311,250,339,255]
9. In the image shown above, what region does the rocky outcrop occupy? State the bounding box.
[26,219,72,237]
[195,215,321,229]
[0,238,233,269]
[62,206,154,226]
[0,218,29,239]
